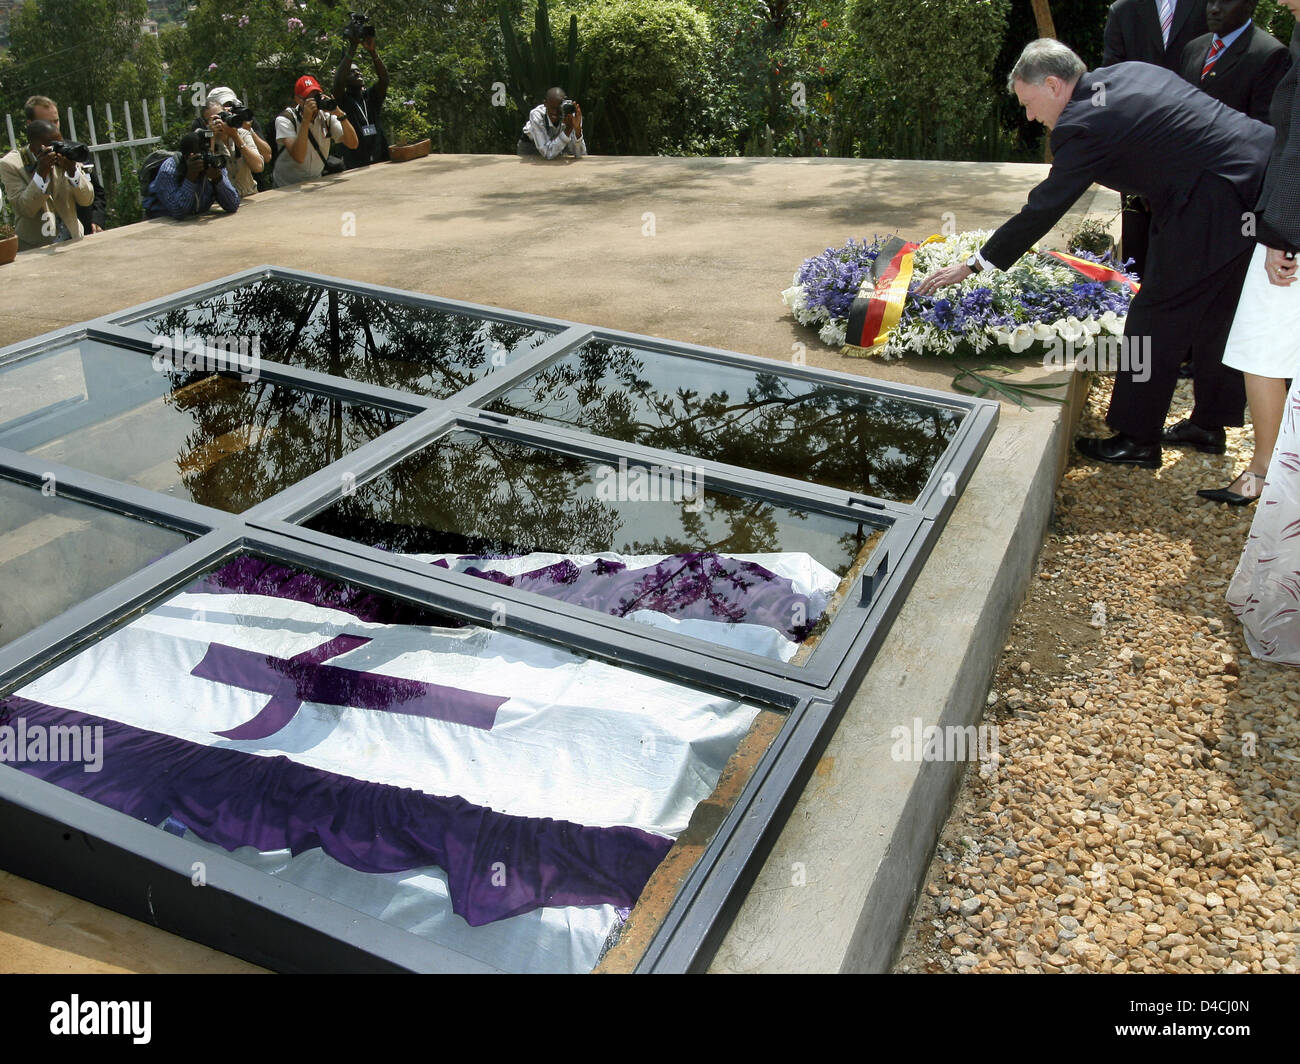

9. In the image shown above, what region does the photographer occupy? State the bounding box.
[517,87,586,159]
[273,75,359,187]
[332,15,389,169]
[207,87,272,163]
[25,95,107,236]
[0,120,95,250]
[200,100,264,199]
[142,130,240,219]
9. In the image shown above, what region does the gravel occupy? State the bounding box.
[895,376,1299,975]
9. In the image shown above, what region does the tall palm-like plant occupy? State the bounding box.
[498,0,593,132]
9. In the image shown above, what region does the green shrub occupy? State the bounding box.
[561,0,711,154]
[845,0,1010,160]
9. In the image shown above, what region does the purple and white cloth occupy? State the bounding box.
[407,550,842,662]
[4,558,760,972]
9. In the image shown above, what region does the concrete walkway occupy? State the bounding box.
[0,154,1117,972]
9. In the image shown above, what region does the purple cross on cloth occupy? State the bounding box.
[192,634,506,740]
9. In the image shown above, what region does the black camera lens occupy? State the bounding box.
[561,100,577,115]
[316,96,337,112]
[50,139,91,164]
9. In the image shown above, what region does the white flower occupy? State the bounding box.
[1099,310,1124,335]
[819,320,847,347]
[1055,317,1087,343]
[1032,322,1056,342]
[1003,324,1036,353]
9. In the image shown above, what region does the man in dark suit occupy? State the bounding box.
[916,39,1273,469]
[1104,0,1209,68]
[1104,1,1209,277]
[1179,0,1289,123]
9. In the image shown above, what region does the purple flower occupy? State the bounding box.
[288,16,304,31]
[238,14,249,27]
[208,62,218,71]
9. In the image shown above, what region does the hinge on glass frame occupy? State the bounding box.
[860,551,889,606]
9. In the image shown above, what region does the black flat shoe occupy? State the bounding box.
[1076,433,1162,469]
[1197,470,1263,505]
[1161,418,1226,454]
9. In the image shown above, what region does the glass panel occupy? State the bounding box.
[0,554,765,974]
[127,277,555,398]
[486,339,965,501]
[0,341,405,512]
[304,430,883,664]
[0,477,190,650]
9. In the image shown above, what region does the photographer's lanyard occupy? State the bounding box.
[355,94,377,139]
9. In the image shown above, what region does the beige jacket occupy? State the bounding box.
[0,146,94,250]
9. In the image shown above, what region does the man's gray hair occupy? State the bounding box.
[1007,38,1087,92]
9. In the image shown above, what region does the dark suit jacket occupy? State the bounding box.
[980,64,1272,299]
[1103,0,1207,69]
[76,165,107,233]
[1180,23,1291,123]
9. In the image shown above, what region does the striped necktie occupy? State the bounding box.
[1160,0,1175,48]
[1202,37,1225,79]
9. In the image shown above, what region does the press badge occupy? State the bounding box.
[361,124,378,137]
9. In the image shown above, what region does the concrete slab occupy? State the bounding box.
[0,154,1117,973]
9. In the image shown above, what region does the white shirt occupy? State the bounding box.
[273,108,345,186]
[522,103,586,159]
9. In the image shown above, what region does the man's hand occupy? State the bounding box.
[91,223,104,234]
[205,164,223,183]
[34,145,58,178]
[302,96,319,124]
[1265,247,1297,287]
[363,36,377,54]
[572,102,583,138]
[914,263,973,297]
[185,154,205,182]
[211,117,233,143]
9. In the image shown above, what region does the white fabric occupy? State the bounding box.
[404,550,842,662]
[16,586,761,972]
[522,103,586,159]
[1222,243,1300,378]
[180,832,619,974]
[1227,375,1300,664]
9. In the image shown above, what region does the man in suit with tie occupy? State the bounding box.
[1179,0,1289,123]
[916,39,1273,469]
[1104,0,1210,277]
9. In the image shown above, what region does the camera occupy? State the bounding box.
[342,11,375,41]
[218,106,254,128]
[561,99,577,116]
[314,95,338,113]
[48,139,91,164]
[203,152,227,170]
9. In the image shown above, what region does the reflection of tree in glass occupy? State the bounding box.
[310,431,865,573]
[162,368,404,512]
[489,340,963,501]
[311,431,626,556]
[145,279,551,398]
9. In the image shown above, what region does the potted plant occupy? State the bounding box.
[0,223,16,265]
[387,98,432,162]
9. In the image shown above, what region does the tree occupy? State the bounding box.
[7,0,150,112]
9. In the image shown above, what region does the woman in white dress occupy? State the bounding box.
[1202,2,1300,506]
[1223,3,1300,663]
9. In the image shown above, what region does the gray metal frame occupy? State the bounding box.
[0,266,998,973]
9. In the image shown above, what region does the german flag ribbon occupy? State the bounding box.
[844,237,920,353]
[1042,250,1140,293]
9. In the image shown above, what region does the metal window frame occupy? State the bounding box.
[0,267,998,973]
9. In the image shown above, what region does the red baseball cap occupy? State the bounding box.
[294,76,323,98]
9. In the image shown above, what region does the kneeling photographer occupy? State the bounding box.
[517,87,586,159]
[200,99,264,200]
[0,120,95,250]
[274,75,359,187]
[142,130,240,219]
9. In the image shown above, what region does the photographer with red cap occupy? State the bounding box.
[272,75,359,187]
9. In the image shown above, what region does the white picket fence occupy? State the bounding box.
[4,91,252,187]
[5,97,169,185]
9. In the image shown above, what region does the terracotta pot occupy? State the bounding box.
[389,139,431,163]
[0,235,17,265]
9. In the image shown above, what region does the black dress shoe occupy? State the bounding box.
[1161,418,1226,454]
[1076,433,1162,469]
[1197,469,1263,505]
